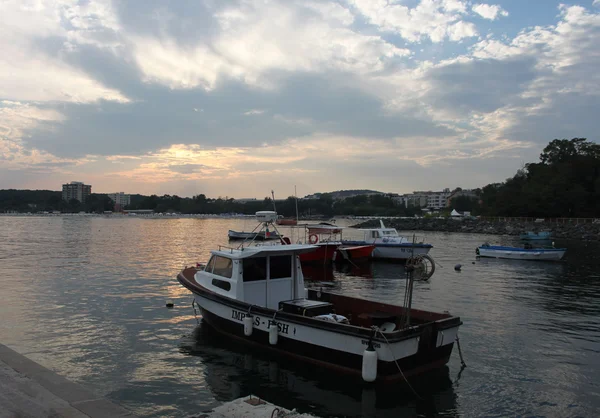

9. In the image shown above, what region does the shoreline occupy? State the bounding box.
[0,343,136,417]
[351,218,600,241]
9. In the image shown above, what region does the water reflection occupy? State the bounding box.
[1,217,600,417]
[179,322,459,418]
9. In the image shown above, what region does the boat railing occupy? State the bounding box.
[218,245,238,253]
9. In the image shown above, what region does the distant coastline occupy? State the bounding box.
[351,217,600,241]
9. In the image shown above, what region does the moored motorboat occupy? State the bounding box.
[177,211,462,382]
[297,223,341,263]
[342,220,433,261]
[476,243,566,261]
[519,231,553,241]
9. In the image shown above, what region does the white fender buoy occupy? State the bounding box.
[362,343,378,383]
[243,316,253,336]
[269,323,279,345]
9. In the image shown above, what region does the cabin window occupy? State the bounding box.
[243,258,267,282]
[204,256,216,273]
[212,256,233,278]
[211,278,231,291]
[371,231,379,239]
[269,255,292,279]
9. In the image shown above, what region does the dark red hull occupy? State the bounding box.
[334,245,375,262]
[277,219,298,225]
[299,243,339,263]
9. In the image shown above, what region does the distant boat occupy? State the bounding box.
[276,218,298,226]
[341,220,432,261]
[228,230,281,241]
[476,243,566,261]
[520,231,553,241]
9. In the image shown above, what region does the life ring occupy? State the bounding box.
[309,234,319,244]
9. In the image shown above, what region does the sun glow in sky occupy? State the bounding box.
[1,0,599,198]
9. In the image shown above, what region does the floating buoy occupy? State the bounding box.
[243,316,254,336]
[269,323,278,345]
[361,341,378,382]
[454,264,462,271]
[166,300,174,308]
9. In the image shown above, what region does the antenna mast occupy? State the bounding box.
[294,185,299,223]
[271,190,277,212]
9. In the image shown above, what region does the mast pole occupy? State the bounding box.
[295,185,299,223]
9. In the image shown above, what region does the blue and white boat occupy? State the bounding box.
[519,231,553,241]
[476,243,566,261]
[342,220,432,261]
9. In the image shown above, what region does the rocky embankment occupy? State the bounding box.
[351,218,600,241]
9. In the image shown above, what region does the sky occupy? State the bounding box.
[1,0,599,199]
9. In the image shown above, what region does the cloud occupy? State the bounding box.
[348,0,477,43]
[244,109,266,116]
[0,0,129,103]
[130,0,408,91]
[1,1,599,198]
[472,4,509,20]
[0,102,94,172]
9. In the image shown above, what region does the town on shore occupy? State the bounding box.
[1,138,599,240]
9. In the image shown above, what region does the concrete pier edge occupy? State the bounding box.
[0,343,137,417]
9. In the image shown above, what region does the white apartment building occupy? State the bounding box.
[108,192,131,208]
[397,188,453,210]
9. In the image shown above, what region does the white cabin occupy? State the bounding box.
[195,244,317,309]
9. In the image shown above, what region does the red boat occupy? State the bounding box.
[333,244,376,263]
[276,218,298,226]
[288,223,342,264]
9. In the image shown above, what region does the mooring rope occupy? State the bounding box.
[373,326,422,400]
[455,335,467,367]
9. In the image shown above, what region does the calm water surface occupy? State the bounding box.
[0,216,599,417]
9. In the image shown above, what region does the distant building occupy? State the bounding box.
[447,189,478,206]
[62,181,91,203]
[397,188,452,210]
[108,192,131,212]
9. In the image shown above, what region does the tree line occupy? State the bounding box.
[1,138,598,217]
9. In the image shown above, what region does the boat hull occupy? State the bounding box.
[341,241,432,260]
[277,219,298,226]
[195,293,456,382]
[333,245,375,262]
[477,246,566,261]
[299,242,339,263]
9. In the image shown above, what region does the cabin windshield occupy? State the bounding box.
[382,230,398,236]
[212,256,233,278]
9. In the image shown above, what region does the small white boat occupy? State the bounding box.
[178,212,462,382]
[342,220,432,260]
[476,244,566,261]
[519,231,553,241]
[228,229,281,240]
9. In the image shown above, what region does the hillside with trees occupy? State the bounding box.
[478,138,600,217]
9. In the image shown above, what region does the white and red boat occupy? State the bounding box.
[177,212,463,382]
